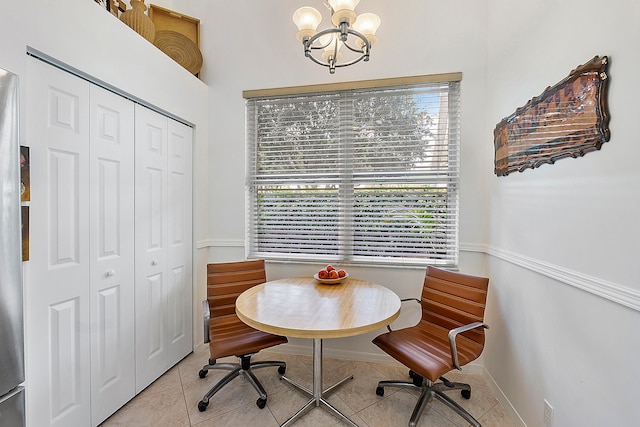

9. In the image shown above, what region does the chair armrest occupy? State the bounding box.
[386,298,422,332]
[448,321,489,370]
[202,300,210,344]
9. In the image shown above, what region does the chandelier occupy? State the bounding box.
[292,0,381,74]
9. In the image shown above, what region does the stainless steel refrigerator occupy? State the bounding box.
[0,68,26,427]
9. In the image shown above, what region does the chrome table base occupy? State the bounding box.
[279,338,358,427]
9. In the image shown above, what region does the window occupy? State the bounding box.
[245,75,460,267]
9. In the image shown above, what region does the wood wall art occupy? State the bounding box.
[493,55,610,176]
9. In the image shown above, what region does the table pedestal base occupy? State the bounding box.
[279,338,358,427]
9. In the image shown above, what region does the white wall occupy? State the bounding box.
[485,0,640,425]
[182,0,639,425]
[0,0,209,362]
[197,0,490,254]
[0,0,209,249]
[14,0,633,425]
[172,0,491,354]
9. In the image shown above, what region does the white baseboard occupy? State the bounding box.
[197,340,487,376]
[483,367,528,427]
[240,341,487,378]
[272,343,400,365]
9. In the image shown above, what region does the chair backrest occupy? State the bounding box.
[421,266,489,347]
[207,260,267,321]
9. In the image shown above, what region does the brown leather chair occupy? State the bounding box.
[372,266,489,427]
[197,260,288,412]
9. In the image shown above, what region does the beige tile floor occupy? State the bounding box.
[100,345,518,427]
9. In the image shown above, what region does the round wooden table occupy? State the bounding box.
[236,276,401,427]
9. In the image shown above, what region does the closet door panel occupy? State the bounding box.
[25,58,193,426]
[89,85,135,426]
[48,149,81,265]
[167,120,193,366]
[134,105,169,393]
[26,57,91,427]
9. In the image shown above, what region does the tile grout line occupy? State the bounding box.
[105,350,518,427]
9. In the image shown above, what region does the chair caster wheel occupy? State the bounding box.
[198,369,207,379]
[198,400,208,412]
[376,386,385,396]
[256,397,267,409]
[409,370,417,379]
[461,389,471,399]
[278,366,286,375]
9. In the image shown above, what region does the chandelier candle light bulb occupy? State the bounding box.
[353,12,381,47]
[292,0,380,73]
[293,7,323,42]
[327,0,359,26]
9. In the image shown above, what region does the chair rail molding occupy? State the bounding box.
[197,238,244,249]
[488,245,640,312]
[460,243,489,253]
[198,239,638,311]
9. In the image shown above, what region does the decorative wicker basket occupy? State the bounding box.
[154,30,203,75]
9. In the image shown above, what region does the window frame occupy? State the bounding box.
[245,73,462,268]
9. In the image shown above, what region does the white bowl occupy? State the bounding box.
[313,272,349,285]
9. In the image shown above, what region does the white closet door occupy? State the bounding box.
[134,104,169,393]
[89,85,135,425]
[133,107,193,392]
[166,119,193,366]
[26,57,92,427]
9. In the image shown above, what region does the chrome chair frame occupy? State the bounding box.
[373,267,489,427]
[197,261,287,412]
[198,300,286,411]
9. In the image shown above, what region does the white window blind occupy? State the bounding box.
[246,79,460,267]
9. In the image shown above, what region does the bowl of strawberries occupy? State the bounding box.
[314,265,349,284]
